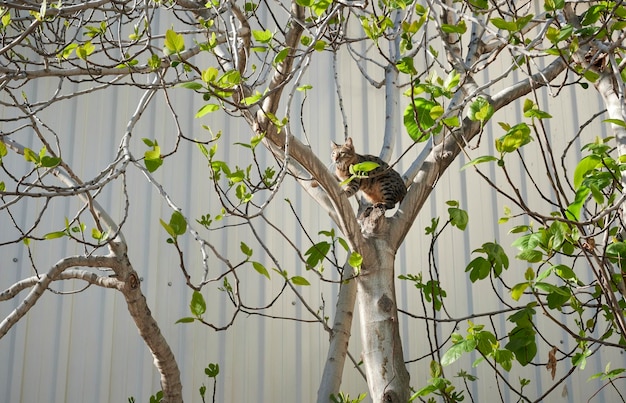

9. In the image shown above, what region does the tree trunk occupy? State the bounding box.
[110,243,183,403]
[317,263,358,402]
[356,208,410,402]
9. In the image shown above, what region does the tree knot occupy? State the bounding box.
[358,204,389,237]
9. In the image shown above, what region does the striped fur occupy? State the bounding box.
[331,138,406,209]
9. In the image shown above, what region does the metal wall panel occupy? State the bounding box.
[1,6,625,403]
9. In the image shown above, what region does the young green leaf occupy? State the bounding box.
[441,339,477,366]
[169,211,187,236]
[240,241,253,257]
[190,291,206,317]
[44,231,67,240]
[175,317,196,324]
[144,145,162,172]
[195,104,220,118]
[290,276,310,286]
[164,28,185,55]
[305,241,331,269]
[252,29,273,43]
[348,252,363,269]
[448,207,468,230]
[467,97,494,123]
[252,261,271,280]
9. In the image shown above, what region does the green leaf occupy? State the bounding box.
[314,40,326,51]
[429,105,444,120]
[44,231,67,240]
[291,276,310,286]
[274,47,290,65]
[350,161,379,175]
[505,326,537,366]
[252,261,271,280]
[179,82,204,90]
[511,282,529,301]
[461,155,498,170]
[240,241,253,257]
[573,154,601,189]
[169,211,187,236]
[348,252,363,269]
[195,104,220,118]
[441,20,467,34]
[546,285,571,309]
[448,207,468,230]
[202,67,219,83]
[160,219,176,238]
[552,264,576,281]
[2,11,11,27]
[404,98,439,141]
[175,317,195,324]
[217,70,241,88]
[76,41,95,60]
[603,118,626,128]
[572,349,592,369]
[515,249,543,263]
[465,256,490,282]
[467,97,494,123]
[40,156,61,168]
[544,0,565,11]
[23,148,39,164]
[491,17,517,32]
[252,29,273,43]
[205,363,220,378]
[164,28,185,55]
[91,228,105,241]
[0,141,6,158]
[397,57,417,75]
[441,339,477,366]
[494,349,514,371]
[235,183,252,202]
[305,241,331,269]
[495,123,532,154]
[190,291,206,317]
[442,116,460,127]
[144,145,162,172]
[565,186,590,221]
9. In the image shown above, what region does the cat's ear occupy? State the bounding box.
[346,137,354,148]
[331,140,339,148]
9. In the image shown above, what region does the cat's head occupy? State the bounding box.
[331,137,355,163]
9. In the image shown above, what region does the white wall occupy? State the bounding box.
[1,5,625,403]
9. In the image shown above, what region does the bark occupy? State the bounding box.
[317,263,358,402]
[393,57,568,248]
[356,207,410,402]
[1,138,184,402]
[561,3,626,336]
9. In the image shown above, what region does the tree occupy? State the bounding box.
[1,0,625,402]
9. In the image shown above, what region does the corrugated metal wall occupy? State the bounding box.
[1,4,625,403]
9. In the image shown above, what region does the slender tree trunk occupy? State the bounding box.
[317,263,358,402]
[356,209,410,402]
[111,242,183,403]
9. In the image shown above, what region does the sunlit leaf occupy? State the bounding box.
[44,231,67,240]
[195,103,220,118]
[190,291,206,317]
[461,155,498,170]
[252,29,273,43]
[164,28,185,55]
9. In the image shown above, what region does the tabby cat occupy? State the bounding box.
[331,137,407,209]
